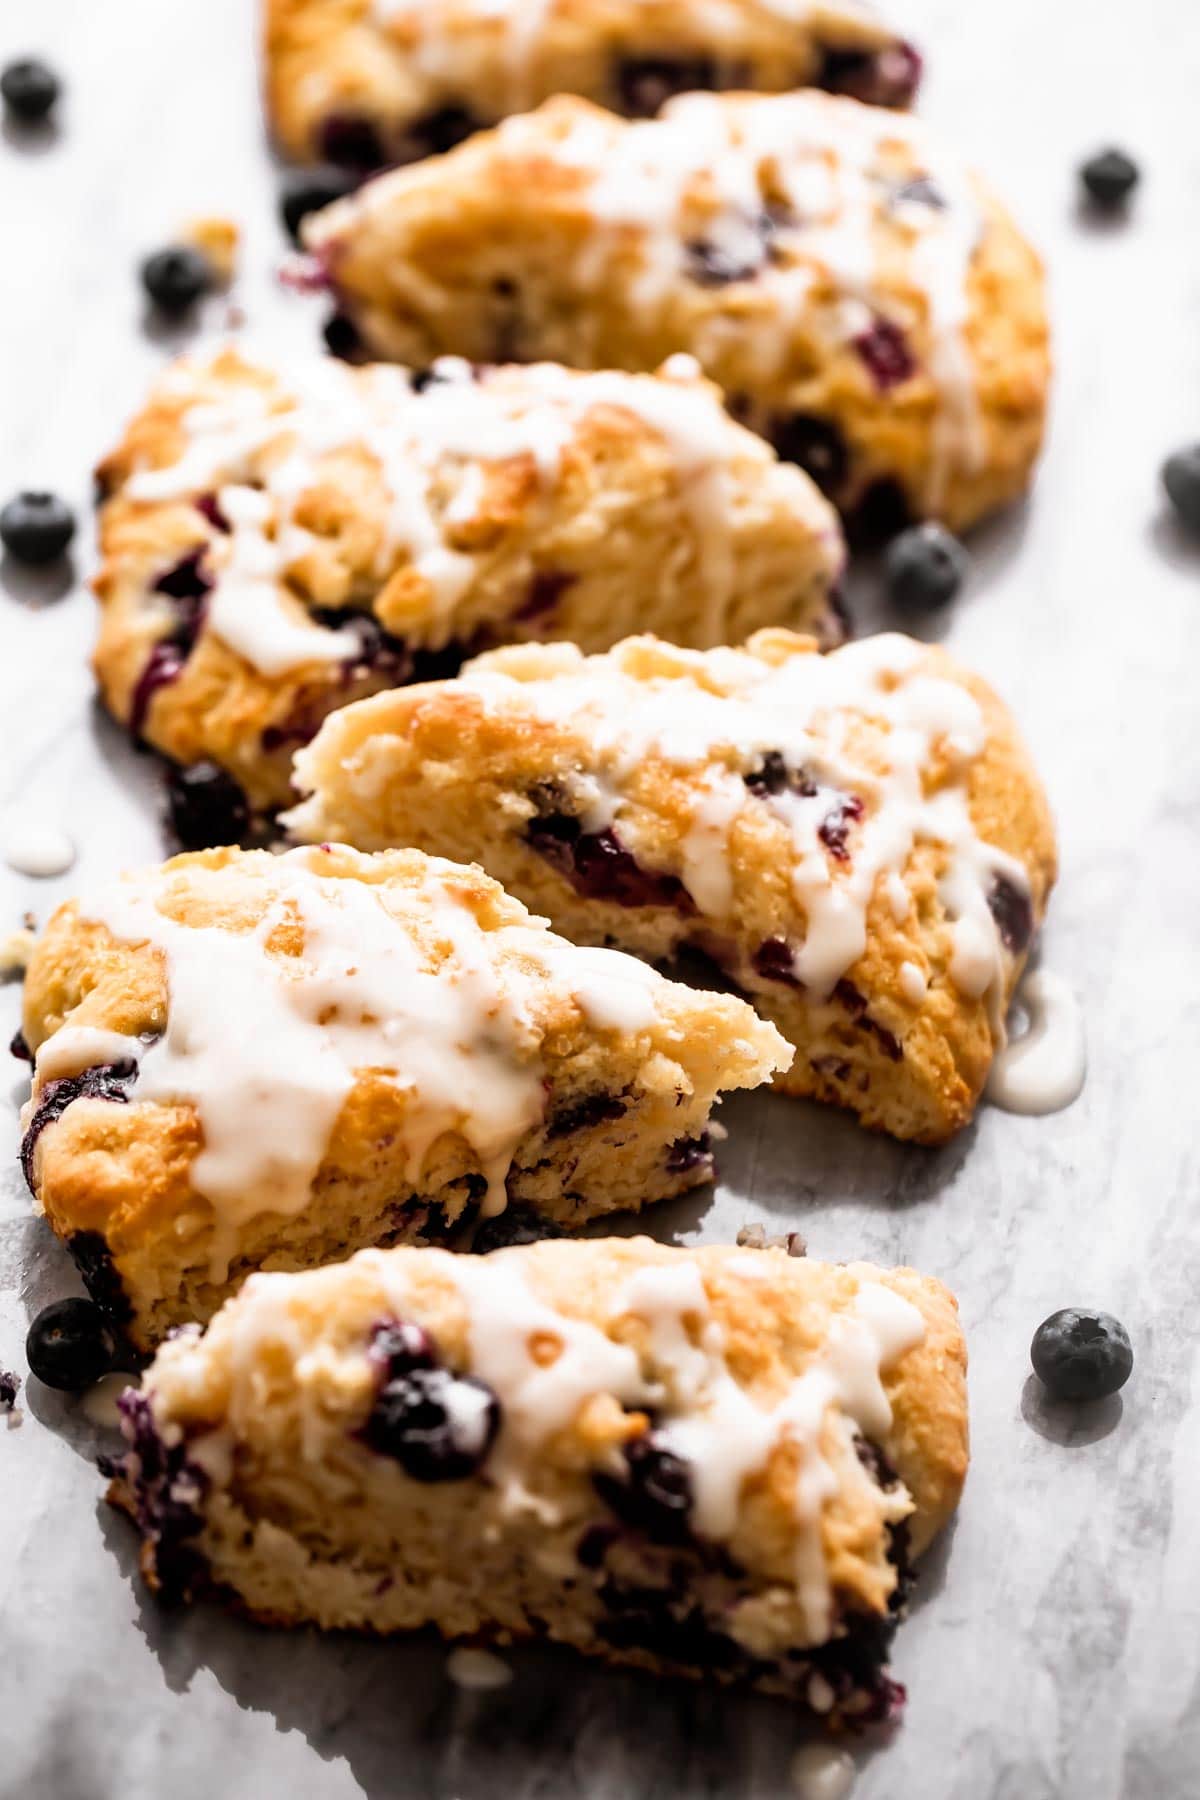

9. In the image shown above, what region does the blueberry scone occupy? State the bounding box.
[106,1236,968,1724]
[18,844,786,1350]
[286,631,1057,1143]
[94,344,845,818]
[306,91,1049,534]
[265,0,920,171]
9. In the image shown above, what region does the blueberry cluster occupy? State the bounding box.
[361,1317,501,1481]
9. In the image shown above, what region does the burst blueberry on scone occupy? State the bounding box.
[286,630,1057,1143]
[105,1236,967,1724]
[92,345,846,819]
[18,844,788,1350]
[305,90,1049,535]
[265,0,921,171]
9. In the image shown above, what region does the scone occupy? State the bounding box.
[265,0,920,170]
[93,344,846,817]
[306,91,1050,534]
[285,631,1058,1143]
[19,844,787,1350]
[106,1236,968,1725]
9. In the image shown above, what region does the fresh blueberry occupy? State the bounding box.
[1,57,60,123]
[1162,444,1200,533]
[165,760,251,850]
[363,1365,500,1480]
[280,171,358,244]
[1031,1309,1133,1402]
[140,246,214,316]
[26,1297,119,1392]
[593,1431,694,1543]
[0,490,76,564]
[1080,148,1140,211]
[885,522,969,611]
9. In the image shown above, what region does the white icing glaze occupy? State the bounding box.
[126,351,806,674]
[790,1743,857,1800]
[2,811,75,878]
[80,1371,137,1430]
[499,89,986,495]
[898,959,927,1004]
[985,968,1086,1116]
[445,1646,513,1691]
[37,850,682,1275]
[461,633,1031,1008]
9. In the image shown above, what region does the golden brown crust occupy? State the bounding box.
[93,345,844,812]
[107,1238,967,1706]
[21,846,787,1348]
[306,92,1049,533]
[287,630,1057,1143]
[264,0,916,165]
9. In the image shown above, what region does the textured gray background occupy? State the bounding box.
[2,1,1199,1795]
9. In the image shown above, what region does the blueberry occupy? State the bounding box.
[768,414,849,498]
[280,171,357,245]
[987,874,1034,954]
[363,1365,500,1480]
[165,760,250,850]
[472,1205,567,1251]
[26,1298,119,1392]
[593,1431,694,1543]
[323,311,364,362]
[367,1317,437,1377]
[885,522,969,611]
[1,57,60,123]
[0,490,76,564]
[853,317,916,391]
[1080,148,1140,211]
[1162,444,1200,533]
[319,112,386,171]
[1031,1309,1133,1402]
[0,1369,19,1410]
[615,56,720,117]
[140,246,214,316]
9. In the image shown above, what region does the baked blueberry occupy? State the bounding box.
[1080,148,1140,211]
[1162,444,1200,532]
[363,1365,500,1480]
[1031,1309,1133,1402]
[615,56,719,117]
[594,1431,694,1543]
[885,523,969,611]
[319,112,386,170]
[853,318,916,390]
[165,760,251,850]
[987,874,1033,954]
[0,490,76,564]
[280,172,358,245]
[768,414,848,497]
[473,1206,568,1251]
[368,1317,437,1377]
[0,57,60,123]
[140,246,214,316]
[26,1297,120,1392]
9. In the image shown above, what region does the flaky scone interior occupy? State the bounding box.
[93,344,845,815]
[19,845,787,1350]
[107,1236,968,1727]
[305,90,1049,534]
[287,630,1057,1144]
[264,0,920,169]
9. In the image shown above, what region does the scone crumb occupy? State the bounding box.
[183,215,240,286]
[737,1222,806,1257]
[0,927,35,978]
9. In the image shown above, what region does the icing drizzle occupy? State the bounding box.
[124,350,825,675]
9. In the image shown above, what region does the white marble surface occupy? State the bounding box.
[2,2,1200,1795]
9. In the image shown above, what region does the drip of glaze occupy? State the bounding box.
[2,811,75,878]
[790,1743,857,1800]
[444,1646,514,1690]
[80,1371,138,1430]
[985,968,1086,1115]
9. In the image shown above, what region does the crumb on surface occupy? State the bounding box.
[0,1370,21,1411]
[736,1222,807,1256]
[183,215,240,285]
[0,928,35,979]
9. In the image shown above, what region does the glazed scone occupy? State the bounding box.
[93,344,846,817]
[286,631,1058,1143]
[265,0,920,170]
[306,91,1050,534]
[19,845,787,1350]
[106,1236,968,1725]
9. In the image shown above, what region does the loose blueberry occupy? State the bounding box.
[1080,148,1139,211]
[885,522,969,611]
[363,1365,500,1480]
[0,490,76,564]
[594,1431,694,1543]
[280,171,358,244]
[26,1297,119,1392]
[165,760,250,850]
[1162,444,1200,533]
[1031,1309,1133,1402]
[140,246,214,316]
[1,57,60,123]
